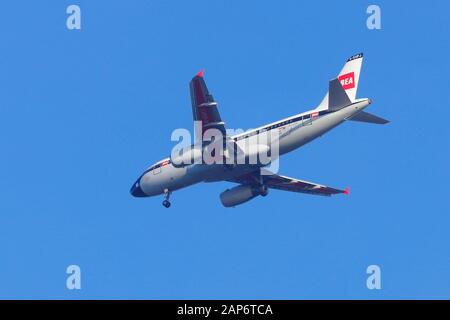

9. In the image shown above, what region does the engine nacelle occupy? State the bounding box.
[220,185,268,207]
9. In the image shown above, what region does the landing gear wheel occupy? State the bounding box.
[259,185,269,197]
[162,200,171,208]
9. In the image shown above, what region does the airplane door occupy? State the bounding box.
[153,165,161,175]
[303,114,312,126]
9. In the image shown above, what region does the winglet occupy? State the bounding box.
[344,187,350,195]
[196,69,204,77]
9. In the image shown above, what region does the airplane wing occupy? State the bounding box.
[189,70,226,137]
[263,174,348,196]
[229,171,348,197]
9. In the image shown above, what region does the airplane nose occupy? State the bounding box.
[130,180,147,197]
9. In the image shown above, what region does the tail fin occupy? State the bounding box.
[318,53,364,110]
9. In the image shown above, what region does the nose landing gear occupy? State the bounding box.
[162,189,171,208]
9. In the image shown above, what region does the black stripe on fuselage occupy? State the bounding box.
[233,109,333,142]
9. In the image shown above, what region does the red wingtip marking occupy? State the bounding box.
[344,187,350,195]
[196,69,204,77]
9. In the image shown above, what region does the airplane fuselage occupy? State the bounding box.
[130,98,371,198]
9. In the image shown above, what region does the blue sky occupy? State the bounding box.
[0,0,449,299]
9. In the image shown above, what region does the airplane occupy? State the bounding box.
[130,53,388,208]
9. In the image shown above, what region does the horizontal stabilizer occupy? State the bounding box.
[348,111,389,124]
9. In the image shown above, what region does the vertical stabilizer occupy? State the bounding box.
[317,53,363,110]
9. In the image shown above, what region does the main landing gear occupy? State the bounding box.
[259,184,269,197]
[162,189,171,208]
[258,173,269,197]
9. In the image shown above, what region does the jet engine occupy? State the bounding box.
[220,184,269,207]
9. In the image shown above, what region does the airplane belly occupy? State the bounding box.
[203,165,257,182]
[187,164,232,183]
[279,109,350,155]
[140,165,195,195]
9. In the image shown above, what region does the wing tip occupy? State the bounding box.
[343,187,350,195]
[196,69,204,77]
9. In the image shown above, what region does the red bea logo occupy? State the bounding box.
[338,72,355,90]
